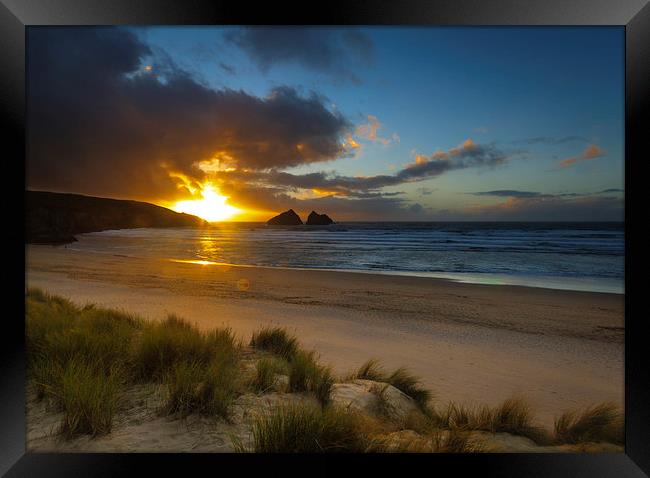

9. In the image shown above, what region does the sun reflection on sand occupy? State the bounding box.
[169,259,232,272]
[171,259,218,266]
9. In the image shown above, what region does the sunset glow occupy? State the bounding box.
[172,184,240,222]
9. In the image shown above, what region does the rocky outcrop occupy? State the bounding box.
[266,209,303,225]
[26,190,207,244]
[306,211,334,225]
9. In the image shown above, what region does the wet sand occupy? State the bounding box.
[26,244,624,427]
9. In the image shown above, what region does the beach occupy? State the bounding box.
[26,244,624,428]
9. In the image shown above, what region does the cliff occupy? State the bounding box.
[26,190,206,244]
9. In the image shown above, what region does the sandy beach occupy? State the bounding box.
[26,244,624,428]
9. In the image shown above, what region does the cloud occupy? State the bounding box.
[219,62,235,75]
[225,27,373,84]
[514,136,589,145]
[461,188,623,221]
[355,115,396,145]
[466,195,622,221]
[558,144,606,168]
[469,190,542,198]
[27,27,354,201]
[397,139,509,181]
[214,139,513,198]
[417,187,436,196]
[468,189,623,199]
[28,27,607,222]
[215,181,422,221]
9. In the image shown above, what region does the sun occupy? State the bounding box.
[172,184,240,222]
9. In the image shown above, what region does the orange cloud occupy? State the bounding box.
[406,139,478,168]
[355,115,396,145]
[558,144,605,168]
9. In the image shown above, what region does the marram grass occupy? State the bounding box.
[27,289,624,450]
[554,402,623,445]
[250,326,299,360]
[243,402,374,453]
[349,359,431,410]
[250,357,290,393]
[26,288,242,438]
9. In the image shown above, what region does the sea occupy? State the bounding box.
[69,222,624,294]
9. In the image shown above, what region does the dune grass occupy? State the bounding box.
[161,357,239,419]
[386,368,432,410]
[250,326,300,361]
[131,315,237,382]
[26,288,242,438]
[27,290,624,450]
[245,402,479,453]
[287,350,334,406]
[250,327,333,406]
[56,359,124,438]
[554,402,623,445]
[350,359,431,410]
[27,292,139,373]
[436,397,549,444]
[352,358,386,382]
[369,428,482,453]
[250,357,290,393]
[243,402,374,453]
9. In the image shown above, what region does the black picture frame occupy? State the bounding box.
[1,0,648,476]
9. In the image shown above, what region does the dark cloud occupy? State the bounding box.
[467,189,623,201]
[469,190,542,198]
[27,27,612,222]
[598,188,624,194]
[27,27,353,201]
[349,191,404,199]
[514,136,589,145]
[218,139,514,197]
[466,196,623,222]
[219,62,235,75]
[396,140,508,182]
[463,189,624,220]
[216,182,421,221]
[417,187,436,196]
[225,27,373,84]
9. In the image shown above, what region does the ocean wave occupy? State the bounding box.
[75,223,624,284]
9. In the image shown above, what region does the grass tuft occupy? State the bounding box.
[288,351,334,406]
[250,357,289,393]
[554,402,623,445]
[386,367,432,410]
[132,317,238,382]
[351,359,386,382]
[246,403,372,453]
[161,357,239,419]
[26,290,241,439]
[250,327,299,360]
[349,360,431,410]
[55,359,123,439]
[369,428,482,453]
[437,397,549,444]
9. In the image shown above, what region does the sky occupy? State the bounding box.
[26,26,624,221]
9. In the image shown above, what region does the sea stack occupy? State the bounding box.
[266,209,303,225]
[306,211,334,225]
